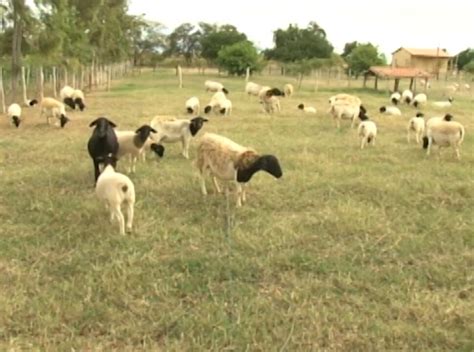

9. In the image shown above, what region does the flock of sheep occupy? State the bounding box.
[3,78,467,235]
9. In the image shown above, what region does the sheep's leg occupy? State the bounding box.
[212,177,222,194]
[111,205,125,235]
[350,116,356,128]
[131,155,137,173]
[200,174,208,196]
[235,183,243,207]
[241,183,247,203]
[181,138,190,159]
[371,135,376,146]
[454,146,461,160]
[125,201,134,232]
[93,160,101,184]
[360,137,365,150]
[426,138,432,156]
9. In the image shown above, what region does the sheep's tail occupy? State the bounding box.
[367,135,373,144]
[121,184,128,193]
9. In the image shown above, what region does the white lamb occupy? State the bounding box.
[39,97,69,127]
[7,103,22,128]
[204,91,227,114]
[329,101,362,128]
[423,120,465,160]
[379,106,402,116]
[357,113,377,149]
[402,89,413,104]
[205,80,228,94]
[432,97,453,108]
[220,98,232,116]
[412,93,427,108]
[60,85,76,110]
[115,125,157,173]
[407,112,425,144]
[245,82,262,97]
[262,96,281,114]
[195,133,283,207]
[149,116,208,159]
[96,157,135,235]
[297,103,316,114]
[185,96,200,114]
[284,83,294,98]
[390,92,401,105]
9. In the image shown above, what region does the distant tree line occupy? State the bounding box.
[1,0,471,92]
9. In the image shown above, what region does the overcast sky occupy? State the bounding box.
[128,0,473,59]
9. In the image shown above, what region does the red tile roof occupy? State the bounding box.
[392,47,453,58]
[367,66,431,78]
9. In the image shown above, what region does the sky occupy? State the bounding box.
[128,0,474,60]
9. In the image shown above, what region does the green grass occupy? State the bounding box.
[1,69,473,350]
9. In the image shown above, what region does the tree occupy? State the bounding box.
[456,48,474,70]
[165,23,201,64]
[346,43,386,77]
[200,24,247,64]
[217,40,261,76]
[265,22,333,62]
[341,41,358,58]
[463,60,474,74]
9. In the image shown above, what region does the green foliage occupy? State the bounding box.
[462,60,474,74]
[265,22,333,62]
[165,23,201,64]
[346,43,386,77]
[216,40,261,75]
[200,24,247,63]
[341,41,358,58]
[457,48,474,70]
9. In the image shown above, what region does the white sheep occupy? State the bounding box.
[407,112,425,144]
[284,83,294,98]
[390,92,401,105]
[432,97,453,108]
[423,120,465,160]
[412,93,427,108]
[95,157,135,235]
[205,80,228,94]
[357,114,377,149]
[7,103,22,128]
[60,85,76,109]
[220,98,232,116]
[39,97,69,127]
[328,93,362,107]
[185,96,200,114]
[195,133,282,207]
[149,116,208,159]
[262,96,281,114]
[297,103,316,114]
[425,113,454,130]
[72,89,86,111]
[402,89,413,104]
[115,125,157,173]
[379,106,402,116]
[245,82,262,97]
[329,101,362,129]
[204,91,227,114]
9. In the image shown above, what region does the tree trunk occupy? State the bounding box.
[11,0,24,99]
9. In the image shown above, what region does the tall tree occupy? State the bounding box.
[345,43,386,77]
[217,40,261,76]
[165,23,201,64]
[200,24,247,64]
[341,41,358,58]
[456,48,474,70]
[265,22,333,62]
[10,0,27,96]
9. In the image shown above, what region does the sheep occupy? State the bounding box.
[7,103,22,128]
[262,96,281,114]
[402,89,413,104]
[204,91,227,114]
[219,98,232,116]
[284,83,294,98]
[390,92,401,105]
[328,94,362,107]
[195,132,283,207]
[60,85,76,110]
[297,103,317,114]
[426,113,453,130]
[95,155,135,235]
[329,101,363,129]
[357,113,377,149]
[423,120,465,160]
[379,106,402,116]
[149,116,208,159]
[39,97,69,128]
[245,82,262,97]
[115,125,158,173]
[445,83,459,95]
[205,80,229,94]
[432,97,453,108]
[412,93,427,108]
[73,89,86,111]
[24,98,38,107]
[407,112,425,144]
[87,117,119,183]
[185,96,200,114]
[259,87,285,101]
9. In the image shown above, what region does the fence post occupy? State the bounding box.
[177,65,183,88]
[245,67,250,82]
[52,67,58,97]
[0,68,6,114]
[21,66,28,105]
[38,66,44,100]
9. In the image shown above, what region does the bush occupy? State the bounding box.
[216,41,262,76]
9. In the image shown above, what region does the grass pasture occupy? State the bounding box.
[0,69,473,350]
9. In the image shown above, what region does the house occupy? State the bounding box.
[392,48,454,76]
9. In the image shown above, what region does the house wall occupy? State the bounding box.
[392,48,450,75]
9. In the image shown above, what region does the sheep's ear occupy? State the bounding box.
[89,118,99,127]
[150,127,157,133]
[108,120,117,128]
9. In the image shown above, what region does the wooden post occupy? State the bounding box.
[177,65,183,88]
[394,78,400,92]
[52,67,57,97]
[72,72,76,88]
[0,68,6,113]
[348,69,352,88]
[80,67,85,90]
[38,66,44,100]
[374,76,378,90]
[106,66,111,91]
[21,66,28,105]
[245,67,250,82]
[298,73,303,89]
[409,78,414,91]
[363,74,368,88]
[64,68,68,87]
